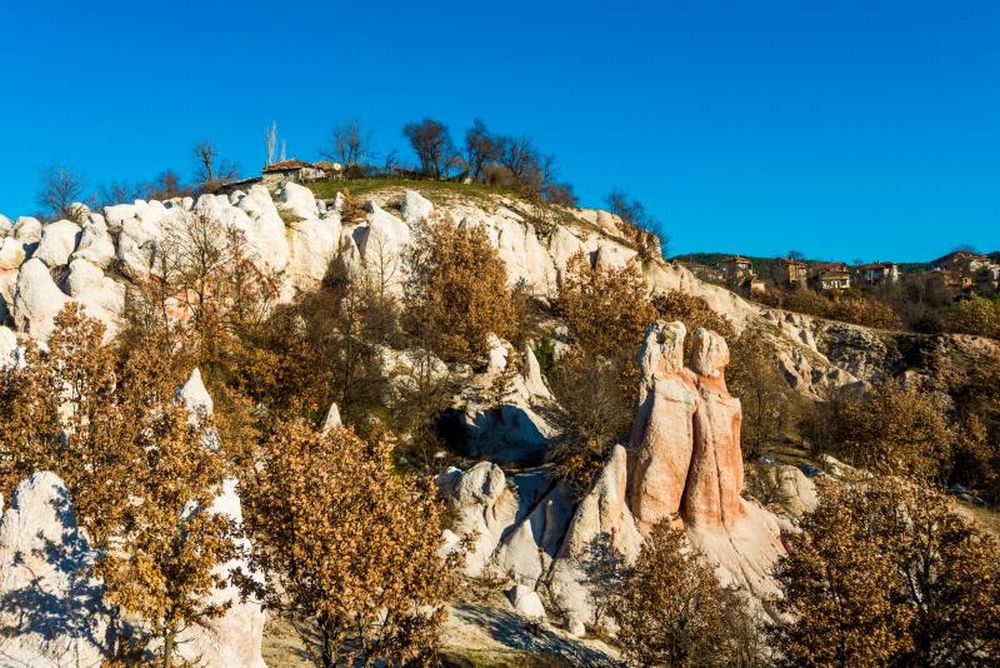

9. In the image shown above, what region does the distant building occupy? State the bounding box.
[853,261,899,286]
[931,250,993,273]
[778,257,809,287]
[747,276,767,294]
[810,263,851,291]
[261,159,331,187]
[720,255,754,287]
[931,251,1000,292]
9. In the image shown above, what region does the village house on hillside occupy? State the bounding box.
[261,159,341,187]
[810,262,852,291]
[931,250,1000,292]
[720,255,753,285]
[778,257,809,287]
[853,261,899,286]
[719,255,765,295]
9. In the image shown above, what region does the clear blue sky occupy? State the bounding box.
[1,0,997,261]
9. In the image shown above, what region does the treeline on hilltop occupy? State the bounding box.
[29,117,668,252]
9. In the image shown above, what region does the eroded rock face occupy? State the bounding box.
[437,462,519,577]
[0,472,113,667]
[627,321,787,598]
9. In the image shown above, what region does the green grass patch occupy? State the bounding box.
[306,177,522,206]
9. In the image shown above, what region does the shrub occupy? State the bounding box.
[941,294,1000,339]
[826,380,955,482]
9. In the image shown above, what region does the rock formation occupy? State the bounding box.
[627,322,787,598]
[0,472,112,667]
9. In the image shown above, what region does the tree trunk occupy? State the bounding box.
[163,627,175,668]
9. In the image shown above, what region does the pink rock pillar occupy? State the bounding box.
[682,327,746,530]
[628,322,699,533]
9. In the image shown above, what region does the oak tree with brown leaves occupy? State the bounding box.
[0,305,238,667]
[771,478,1000,667]
[244,420,455,667]
[612,520,763,668]
[404,218,518,363]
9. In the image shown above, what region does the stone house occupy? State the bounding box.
[261,160,332,187]
[778,257,809,287]
[720,255,754,287]
[853,261,899,286]
[809,263,851,291]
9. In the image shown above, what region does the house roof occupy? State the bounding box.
[263,159,313,173]
[932,250,987,265]
[818,271,851,280]
[721,255,752,263]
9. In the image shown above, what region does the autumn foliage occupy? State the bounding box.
[404,218,519,363]
[243,420,454,667]
[772,478,1000,667]
[612,520,762,668]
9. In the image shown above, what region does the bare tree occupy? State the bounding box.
[193,141,240,192]
[37,163,88,222]
[464,118,498,181]
[323,119,373,173]
[605,188,663,235]
[402,118,454,177]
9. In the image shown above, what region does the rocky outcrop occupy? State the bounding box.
[175,479,266,668]
[548,445,643,625]
[3,184,978,404]
[627,322,787,598]
[437,462,519,577]
[173,369,266,666]
[0,472,112,667]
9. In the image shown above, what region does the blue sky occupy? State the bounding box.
[0,0,997,261]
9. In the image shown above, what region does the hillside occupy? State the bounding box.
[1,180,999,666]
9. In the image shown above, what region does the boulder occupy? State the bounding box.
[0,326,19,369]
[33,220,82,267]
[400,189,433,225]
[172,374,266,667]
[437,462,518,576]
[176,479,266,668]
[67,259,125,338]
[177,367,214,417]
[0,214,11,237]
[507,584,546,619]
[275,182,319,222]
[72,218,116,268]
[0,238,25,272]
[284,213,342,291]
[0,472,112,666]
[549,446,642,622]
[493,481,574,587]
[321,401,343,434]
[12,216,42,244]
[13,258,70,345]
[761,465,819,518]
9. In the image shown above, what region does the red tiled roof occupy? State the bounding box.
[932,250,986,265]
[263,159,313,172]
